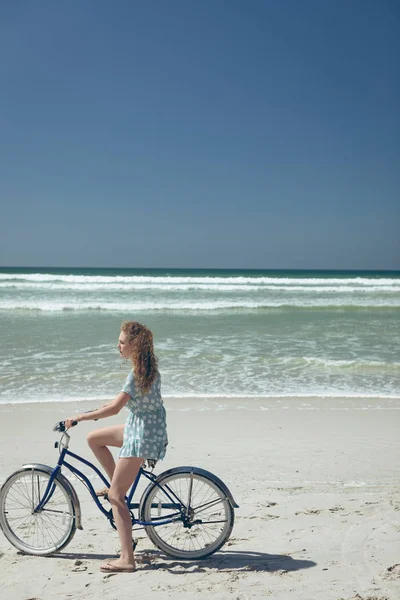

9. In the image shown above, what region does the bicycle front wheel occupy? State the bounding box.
[0,468,76,555]
[140,470,234,559]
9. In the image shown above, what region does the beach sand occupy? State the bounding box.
[0,396,399,600]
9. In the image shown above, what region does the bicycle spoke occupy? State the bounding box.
[6,488,31,510]
[192,496,225,515]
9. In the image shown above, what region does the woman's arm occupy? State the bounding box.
[65,392,130,429]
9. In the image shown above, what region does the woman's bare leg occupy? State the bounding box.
[101,457,143,571]
[86,425,124,481]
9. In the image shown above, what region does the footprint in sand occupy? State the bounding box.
[295,509,321,515]
[255,501,278,509]
[226,537,250,546]
[382,563,400,581]
[338,594,390,600]
[295,507,345,515]
[249,513,280,520]
[71,559,88,572]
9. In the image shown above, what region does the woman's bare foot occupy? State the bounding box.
[95,487,109,497]
[100,557,136,573]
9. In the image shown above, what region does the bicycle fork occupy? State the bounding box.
[185,470,194,518]
[32,466,60,513]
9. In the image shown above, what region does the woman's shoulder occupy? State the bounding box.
[122,370,136,397]
[125,370,135,384]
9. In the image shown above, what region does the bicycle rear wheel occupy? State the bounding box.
[140,470,234,559]
[0,468,76,555]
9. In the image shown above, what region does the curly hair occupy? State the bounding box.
[121,321,158,394]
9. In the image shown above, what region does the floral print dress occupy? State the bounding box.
[119,370,168,461]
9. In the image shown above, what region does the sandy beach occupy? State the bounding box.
[1,396,399,600]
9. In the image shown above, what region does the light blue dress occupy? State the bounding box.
[119,370,168,461]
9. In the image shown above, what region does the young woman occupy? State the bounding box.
[65,321,168,573]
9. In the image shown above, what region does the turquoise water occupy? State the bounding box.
[0,267,399,403]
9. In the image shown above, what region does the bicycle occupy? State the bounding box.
[0,420,238,560]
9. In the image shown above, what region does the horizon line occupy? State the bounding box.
[1,265,399,273]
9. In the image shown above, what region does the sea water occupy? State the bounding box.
[0,267,399,404]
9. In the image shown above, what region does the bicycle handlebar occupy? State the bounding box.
[53,410,99,432]
[53,421,77,432]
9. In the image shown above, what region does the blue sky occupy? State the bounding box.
[1,0,399,269]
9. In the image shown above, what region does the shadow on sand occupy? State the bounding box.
[43,549,316,574]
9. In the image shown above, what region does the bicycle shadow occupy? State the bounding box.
[140,550,317,574]
[45,549,316,574]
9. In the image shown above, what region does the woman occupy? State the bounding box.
[65,321,168,573]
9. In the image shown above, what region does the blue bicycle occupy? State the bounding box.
[0,421,238,559]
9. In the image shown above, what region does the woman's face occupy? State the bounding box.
[117,330,132,359]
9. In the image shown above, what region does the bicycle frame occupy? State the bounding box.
[33,444,185,528]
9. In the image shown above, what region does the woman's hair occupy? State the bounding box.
[121,321,158,393]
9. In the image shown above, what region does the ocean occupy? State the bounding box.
[0,267,399,405]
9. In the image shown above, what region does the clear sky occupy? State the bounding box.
[1,0,399,270]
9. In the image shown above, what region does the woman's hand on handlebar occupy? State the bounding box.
[64,416,81,430]
[63,409,100,430]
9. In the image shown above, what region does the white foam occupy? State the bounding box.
[300,356,400,370]
[1,298,399,311]
[1,280,399,293]
[343,481,367,487]
[0,273,399,286]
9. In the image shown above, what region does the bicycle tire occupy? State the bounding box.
[140,470,234,559]
[0,467,76,555]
